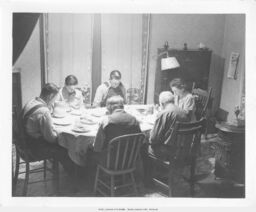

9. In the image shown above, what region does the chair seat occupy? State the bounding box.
[93,133,145,197]
[15,141,57,162]
[98,165,136,175]
[16,146,53,162]
[148,145,192,167]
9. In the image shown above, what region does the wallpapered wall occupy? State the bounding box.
[219,14,245,121]
[101,14,142,91]
[147,14,226,115]
[46,14,146,104]
[14,14,245,118]
[13,20,41,106]
[47,14,93,92]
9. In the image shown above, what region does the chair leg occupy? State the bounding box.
[43,160,47,180]
[122,173,126,184]
[198,142,202,157]
[130,172,138,196]
[13,149,20,193]
[168,164,180,197]
[143,156,154,187]
[190,160,196,197]
[93,166,100,196]
[110,175,115,197]
[204,118,209,140]
[168,169,174,197]
[204,127,208,140]
[22,161,30,196]
[53,159,59,195]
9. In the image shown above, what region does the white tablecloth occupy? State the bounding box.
[53,106,155,166]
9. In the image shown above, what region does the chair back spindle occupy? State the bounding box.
[192,86,212,120]
[148,118,206,197]
[106,133,145,171]
[170,119,206,164]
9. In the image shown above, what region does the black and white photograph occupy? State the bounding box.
[1,0,256,211]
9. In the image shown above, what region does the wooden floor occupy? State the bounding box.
[12,134,245,197]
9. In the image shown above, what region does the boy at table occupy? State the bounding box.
[89,95,141,165]
[141,91,188,186]
[93,70,126,107]
[21,83,74,173]
[56,75,83,109]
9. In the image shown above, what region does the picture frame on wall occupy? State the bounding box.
[227,52,240,79]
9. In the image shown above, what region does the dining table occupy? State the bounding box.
[52,105,156,166]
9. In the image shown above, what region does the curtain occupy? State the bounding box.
[141,14,151,103]
[101,14,143,104]
[91,14,102,102]
[45,14,150,105]
[46,14,93,103]
[13,13,40,65]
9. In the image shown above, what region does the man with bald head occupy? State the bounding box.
[149,91,188,147]
[93,95,141,152]
[141,91,189,185]
[88,95,141,167]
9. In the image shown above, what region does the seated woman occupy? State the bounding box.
[56,75,83,109]
[93,70,126,107]
[169,78,196,121]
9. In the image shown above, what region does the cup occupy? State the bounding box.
[147,105,154,115]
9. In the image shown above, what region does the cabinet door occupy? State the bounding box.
[161,69,180,91]
[154,49,212,103]
[169,50,211,90]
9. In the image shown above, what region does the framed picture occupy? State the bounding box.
[227,52,240,79]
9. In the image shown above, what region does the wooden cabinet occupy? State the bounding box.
[154,48,212,103]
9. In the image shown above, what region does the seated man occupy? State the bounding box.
[141,91,188,184]
[149,91,189,155]
[21,83,74,173]
[93,70,126,107]
[89,95,141,166]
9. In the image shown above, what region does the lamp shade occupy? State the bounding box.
[161,57,180,71]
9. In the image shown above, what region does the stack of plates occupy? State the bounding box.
[52,113,66,118]
[70,109,82,116]
[80,118,97,125]
[89,108,107,117]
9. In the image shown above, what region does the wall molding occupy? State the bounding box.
[140,14,151,104]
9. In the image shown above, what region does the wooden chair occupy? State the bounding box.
[192,83,212,138]
[127,88,142,104]
[192,83,212,120]
[147,118,206,197]
[76,86,91,105]
[93,133,145,197]
[12,108,59,196]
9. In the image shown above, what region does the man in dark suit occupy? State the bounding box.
[90,95,141,165]
[141,91,188,185]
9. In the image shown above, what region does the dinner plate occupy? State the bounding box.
[90,113,103,117]
[53,118,72,126]
[80,119,97,125]
[70,110,82,116]
[72,127,90,133]
[52,114,66,118]
[89,108,107,117]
